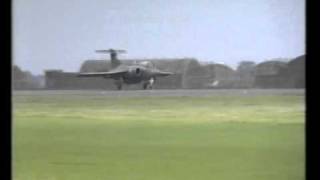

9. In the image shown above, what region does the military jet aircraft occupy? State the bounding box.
[78,49,173,90]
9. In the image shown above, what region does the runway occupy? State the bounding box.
[13,89,305,97]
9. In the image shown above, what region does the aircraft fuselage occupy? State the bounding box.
[121,65,154,84]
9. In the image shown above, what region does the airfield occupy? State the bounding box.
[13,89,305,180]
[13,88,305,97]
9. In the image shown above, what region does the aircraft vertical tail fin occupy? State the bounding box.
[110,51,121,68]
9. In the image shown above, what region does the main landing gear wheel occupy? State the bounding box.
[115,78,123,90]
[117,84,122,90]
[143,83,148,90]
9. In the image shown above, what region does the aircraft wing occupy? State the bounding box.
[78,69,128,78]
[153,70,174,77]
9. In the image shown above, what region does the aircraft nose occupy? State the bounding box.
[129,67,142,75]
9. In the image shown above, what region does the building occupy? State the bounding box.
[234,61,256,88]
[13,65,44,90]
[254,60,292,88]
[253,55,305,88]
[287,55,305,88]
[209,64,237,88]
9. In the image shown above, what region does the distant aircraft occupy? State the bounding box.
[78,49,173,90]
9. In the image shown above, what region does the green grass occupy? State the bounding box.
[13,93,305,180]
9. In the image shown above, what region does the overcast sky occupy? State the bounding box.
[13,0,305,75]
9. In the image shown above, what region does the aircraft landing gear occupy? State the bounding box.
[149,77,154,89]
[143,83,148,90]
[142,77,155,90]
[115,78,123,90]
[117,84,122,90]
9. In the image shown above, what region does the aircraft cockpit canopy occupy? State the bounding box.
[139,61,155,68]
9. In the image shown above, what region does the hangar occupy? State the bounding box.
[254,61,290,88]
[43,55,304,90]
[287,55,305,88]
[253,55,305,88]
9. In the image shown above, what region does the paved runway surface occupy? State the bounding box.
[13,89,305,97]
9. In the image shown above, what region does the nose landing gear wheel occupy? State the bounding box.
[142,77,155,90]
[143,83,148,90]
[149,77,154,90]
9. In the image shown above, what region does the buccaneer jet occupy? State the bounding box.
[78,49,173,90]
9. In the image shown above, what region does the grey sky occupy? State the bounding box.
[13,0,305,75]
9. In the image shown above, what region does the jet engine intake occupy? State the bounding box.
[136,68,140,74]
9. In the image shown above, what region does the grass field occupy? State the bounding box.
[13,91,305,180]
